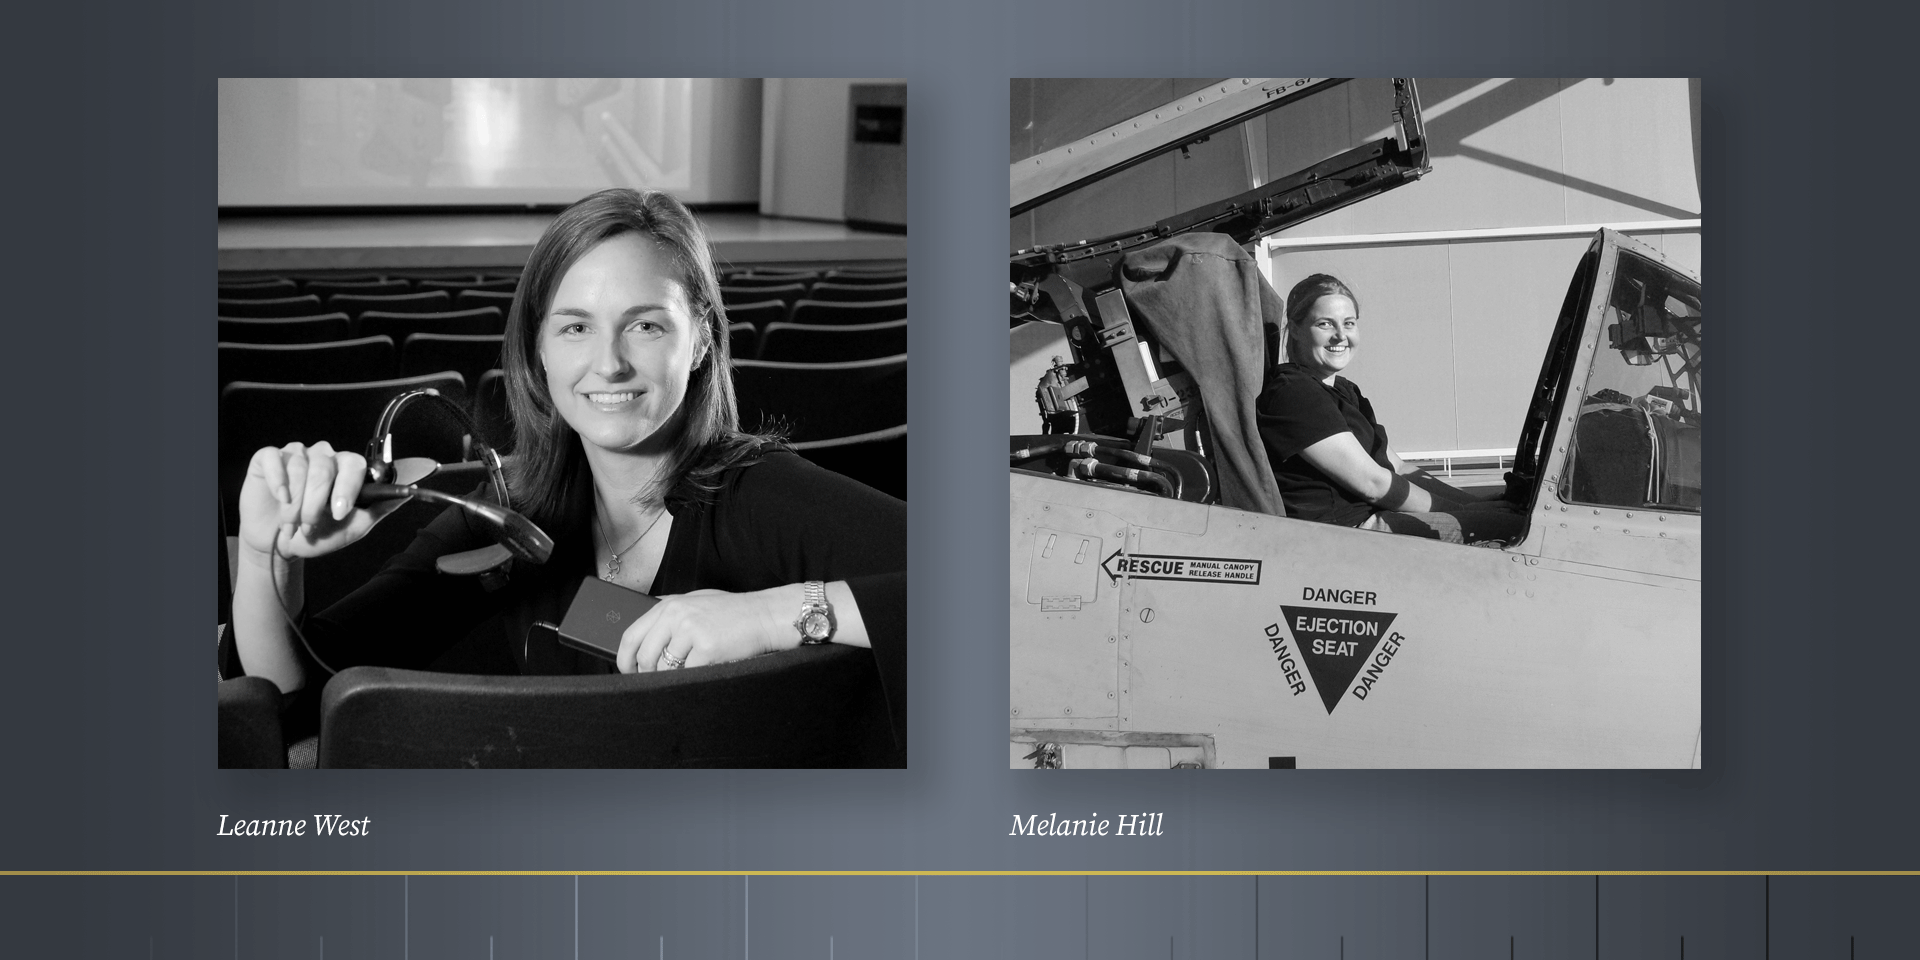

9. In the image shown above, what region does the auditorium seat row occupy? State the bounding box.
[728,319,905,363]
[221,280,907,334]
[218,290,515,321]
[720,279,905,304]
[219,356,907,532]
[219,333,504,390]
[219,266,905,301]
[723,297,906,333]
[217,275,520,299]
[219,300,904,348]
[720,266,905,288]
[221,317,906,387]
[218,307,503,344]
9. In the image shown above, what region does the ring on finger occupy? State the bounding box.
[661,650,686,669]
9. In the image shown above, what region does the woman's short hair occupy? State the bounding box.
[500,188,767,529]
[1279,273,1359,362]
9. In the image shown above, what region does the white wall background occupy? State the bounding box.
[760,78,908,221]
[690,78,763,204]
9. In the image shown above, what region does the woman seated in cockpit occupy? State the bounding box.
[1256,273,1525,545]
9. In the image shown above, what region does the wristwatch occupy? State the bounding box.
[793,581,835,645]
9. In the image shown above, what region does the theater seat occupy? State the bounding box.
[218,314,353,345]
[823,268,907,285]
[316,644,900,767]
[360,306,505,343]
[218,294,325,319]
[807,281,907,303]
[792,424,907,500]
[401,333,504,387]
[474,369,510,449]
[732,355,906,442]
[758,319,906,362]
[218,675,287,769]
[721,283,808,311]
[454,290,517,315]
[723,270,818,286]
[218,278,299,299]
[727,322,758,361]
[418,277,517,294]
[723,299,787,334]
[327,290,454,324]
[219,336,396,387]
[306,278,411,298]
[218,372,467,531]
[789,298,907,326]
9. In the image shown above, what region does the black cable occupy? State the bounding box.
[269,533,340,679]
[262,482,554,681]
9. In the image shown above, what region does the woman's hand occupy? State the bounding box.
[616,587,791,674]
[236,442,408,565]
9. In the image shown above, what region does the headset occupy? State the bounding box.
[358,387,553,568]
[267,387,555,677]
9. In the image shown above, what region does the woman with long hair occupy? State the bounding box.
[227,189,904,733]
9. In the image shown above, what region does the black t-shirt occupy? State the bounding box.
[1254,363,1393,526]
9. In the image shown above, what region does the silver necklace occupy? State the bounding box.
[597,506,667,582]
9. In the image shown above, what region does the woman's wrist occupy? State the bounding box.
[236,535,297,575]
[234,533,304,618]
[760,583,807,653]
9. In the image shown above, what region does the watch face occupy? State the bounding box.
[801,611,831,640]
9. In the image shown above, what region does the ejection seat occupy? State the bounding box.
[1011,232,1282,514]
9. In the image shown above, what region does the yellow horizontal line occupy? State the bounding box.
[3,870,1918,877]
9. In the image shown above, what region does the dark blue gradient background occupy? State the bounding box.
[0,0,1910,890]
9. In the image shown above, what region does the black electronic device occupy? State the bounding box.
[556,576,661,662]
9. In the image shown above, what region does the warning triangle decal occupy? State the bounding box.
[1279,605,1399,714]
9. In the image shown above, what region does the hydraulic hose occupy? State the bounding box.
[1010,439,1070,461]
[1063,439,1155,470]
[1069,457,1175,498]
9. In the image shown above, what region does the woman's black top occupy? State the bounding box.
[234,451,906,739]
[1254,362,1394,526]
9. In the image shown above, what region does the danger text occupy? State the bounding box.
[1263,623,1307,696]
[1350,632,1405,701]
[1301,587,1377,605]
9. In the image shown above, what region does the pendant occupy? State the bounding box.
[604,553,622,581]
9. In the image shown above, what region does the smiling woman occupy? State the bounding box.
[223,189,906,762]
[1257,271,1524,544]
[541,234,700,464]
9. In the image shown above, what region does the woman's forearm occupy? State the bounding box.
[1374,476,1434,513]
[1301,433,1434,513]
[1404,467,1477,506]
[230,541,309,694]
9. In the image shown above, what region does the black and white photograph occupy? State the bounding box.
[1009,78,1700,768]
[216,78,908,768]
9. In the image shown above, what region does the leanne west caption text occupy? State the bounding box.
[216,815,372,837]
[1010,812,1164,836]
